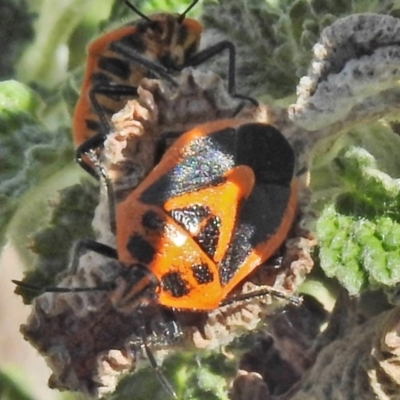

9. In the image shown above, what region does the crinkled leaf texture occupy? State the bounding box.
[317,138,400,295]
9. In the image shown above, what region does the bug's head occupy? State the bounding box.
[124,0,202,69]
[138,13,201,70]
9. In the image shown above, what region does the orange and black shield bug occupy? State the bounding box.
[112,119,297,310]
[73,0,255,178]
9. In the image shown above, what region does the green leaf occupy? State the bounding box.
[317,145,400,295]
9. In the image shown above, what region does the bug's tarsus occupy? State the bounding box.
[75,134,105,179]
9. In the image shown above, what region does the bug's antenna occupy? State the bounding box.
[178,0,199,23]
[123,0,151,22]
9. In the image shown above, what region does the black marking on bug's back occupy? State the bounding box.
[195,215,221,259]
[218,181,293,286]
[191,263,213,285]
[126,234,155,264]
[169,205,210,233]
[161,271,190,298]
[117,26,147,54]
[219,219,254,286]
[98,56,131,81]
[141,210,166,232]
[139,129,237,206]
[90,72,112,85]
[217,125,295,286]
[234,124,294,185]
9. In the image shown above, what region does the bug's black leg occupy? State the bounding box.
[135,312,177,399]
[75,84,138,179]
[77,83,139,232]
[142,341,177,398]
[220,287,302,307]
[187,40,258,107]
[76,133,106,179]
[84,151,117,234]
[12,239,119,294]
[69,238,118,273]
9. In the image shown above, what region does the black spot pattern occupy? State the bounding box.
[126,234,155,264]
[98,56,131,80]
[90,72,111,85]
[161,272,190,298]
[191,263,214,285]
[195,215,221,259]
[141,210,165,232]
[117,30,146,54]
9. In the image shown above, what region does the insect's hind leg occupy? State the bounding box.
[75,83,138,179]
[187,40,258,108]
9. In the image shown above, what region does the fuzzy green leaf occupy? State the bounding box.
[317,145,400,295]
